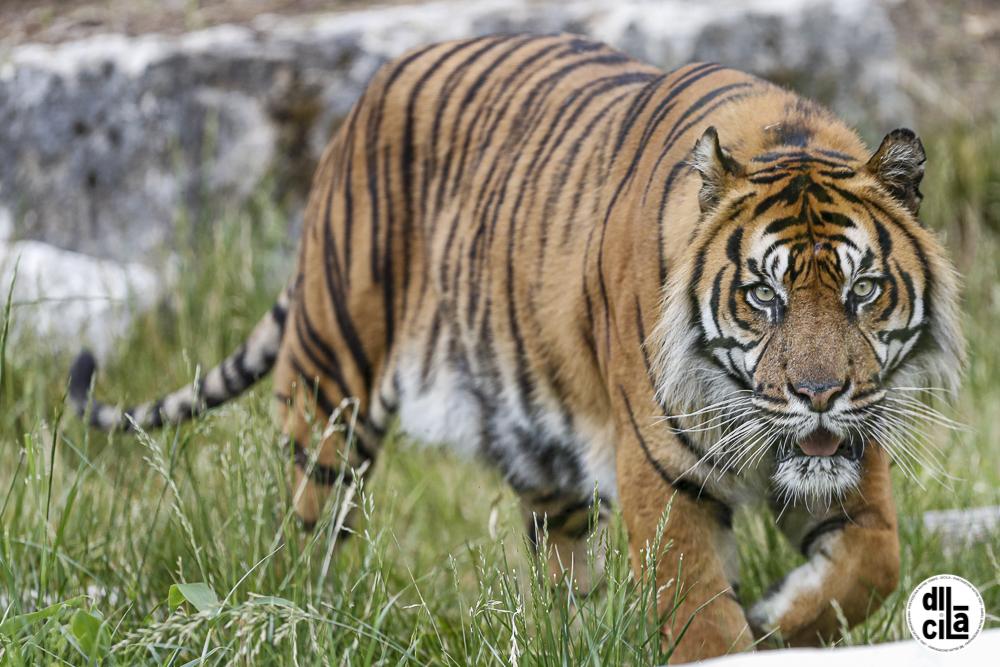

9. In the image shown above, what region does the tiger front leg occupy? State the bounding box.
[748,446,900,645]
[617,430,753,663]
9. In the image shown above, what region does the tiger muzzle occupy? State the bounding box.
[790,379,846,412]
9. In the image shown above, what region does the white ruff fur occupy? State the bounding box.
[649,252,724,418]
[772,457,860,510]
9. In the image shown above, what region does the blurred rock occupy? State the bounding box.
[0,240,159,360]
[923,505,1000,550]
[0,206,12,241]
[0,0,907,262]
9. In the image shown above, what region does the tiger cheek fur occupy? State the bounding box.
[68,34,965,663]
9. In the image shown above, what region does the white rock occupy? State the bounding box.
[0,240,160,360]
[696,628,999,666]
[923,505,1000,548]
[0,206,12,241]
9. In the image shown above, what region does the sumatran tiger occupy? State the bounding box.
[68,34,965,661]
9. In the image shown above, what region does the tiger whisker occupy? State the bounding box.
[747,429,785,473]
[722,413,790,478]
[880,397,968,431]
[676,417,765,480]
[666,407,757,434]
[730,421,782,468]
[716,425,770,478]
[864,416,943,488]
[701,417,773,488]
[867,407,950,457]
[887,386,957,396]
[882,390,962,412]
[866,409,960,484]
[733,429,782,477]
[855,419,911,480]
[773,490,794,525]
[711,418,766,452]
[655,395,753,421]
[881,393,964,419]
[872,415,964,465]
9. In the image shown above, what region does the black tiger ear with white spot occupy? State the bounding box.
[865,128,926,215]
[690,126,745,213]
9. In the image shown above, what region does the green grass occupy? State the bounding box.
[0,123,998,664]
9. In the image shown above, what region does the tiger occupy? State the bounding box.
[68,33,965,662]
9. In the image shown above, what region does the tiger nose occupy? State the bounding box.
[792,380,845,412]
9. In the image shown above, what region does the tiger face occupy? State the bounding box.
[654,127,964,504]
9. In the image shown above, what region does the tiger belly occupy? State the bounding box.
[390,348,618,503]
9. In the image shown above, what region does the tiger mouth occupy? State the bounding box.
[777,428,864,462]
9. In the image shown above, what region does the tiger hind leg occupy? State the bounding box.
[272,349,384,533]
[521,492,611,596]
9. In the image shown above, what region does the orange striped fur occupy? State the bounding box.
[70,34,964,662]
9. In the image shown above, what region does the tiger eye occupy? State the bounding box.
[852,279,875,298]
[751,284,776,303]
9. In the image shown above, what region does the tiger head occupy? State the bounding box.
[652,126,965,504]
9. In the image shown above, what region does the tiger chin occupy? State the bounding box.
[66,35,965,663]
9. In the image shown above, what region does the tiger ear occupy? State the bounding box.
[691,126,745,213]
[865,128,926,215]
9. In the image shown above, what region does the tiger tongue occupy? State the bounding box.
[798,429,842,457]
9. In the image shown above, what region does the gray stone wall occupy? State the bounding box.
[0,0,907,263]
[0,0,910,354]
